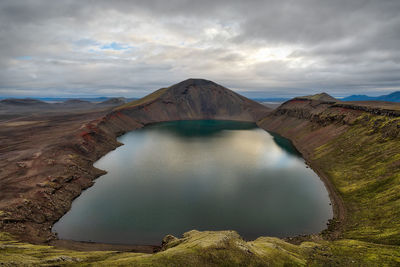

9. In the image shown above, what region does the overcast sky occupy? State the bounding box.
[1,0,400,98]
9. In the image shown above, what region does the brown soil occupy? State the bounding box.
[0,107,155,252]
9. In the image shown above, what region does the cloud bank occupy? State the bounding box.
[1,0,399,97]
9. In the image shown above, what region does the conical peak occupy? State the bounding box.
[170,78,218,89]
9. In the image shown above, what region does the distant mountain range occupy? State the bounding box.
[2,91,400,106]
[0,97,134,111]
[342,91,400,102]
[0,97,129,105]
[0,97,137,103]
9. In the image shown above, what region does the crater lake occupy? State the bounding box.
[53,120,332,245]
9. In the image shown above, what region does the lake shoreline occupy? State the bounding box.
[257,121,347,243]
[1,116,340,253]
[53,120,332,245]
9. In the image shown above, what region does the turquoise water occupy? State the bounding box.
[53,120,332,245]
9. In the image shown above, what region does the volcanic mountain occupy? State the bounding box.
[102,79,270,132]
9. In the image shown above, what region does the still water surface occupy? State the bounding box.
[53,120,332,245]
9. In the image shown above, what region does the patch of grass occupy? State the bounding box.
[0,233,120,266]
[2,230,400,266]
[307,239,400,266]
[0,231,308,266]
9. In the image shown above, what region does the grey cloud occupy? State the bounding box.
[0,0,400,97]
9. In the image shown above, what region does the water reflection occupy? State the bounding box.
[53,120,332,245]
[147,120,257,137]
[270,132,301,157]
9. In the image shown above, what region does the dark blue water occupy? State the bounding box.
[53,120,332,245]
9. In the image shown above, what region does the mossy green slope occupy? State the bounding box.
[300,93,337,102]
[0,231,309,266]
[2,230,400,266]
[314,114,400,245]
